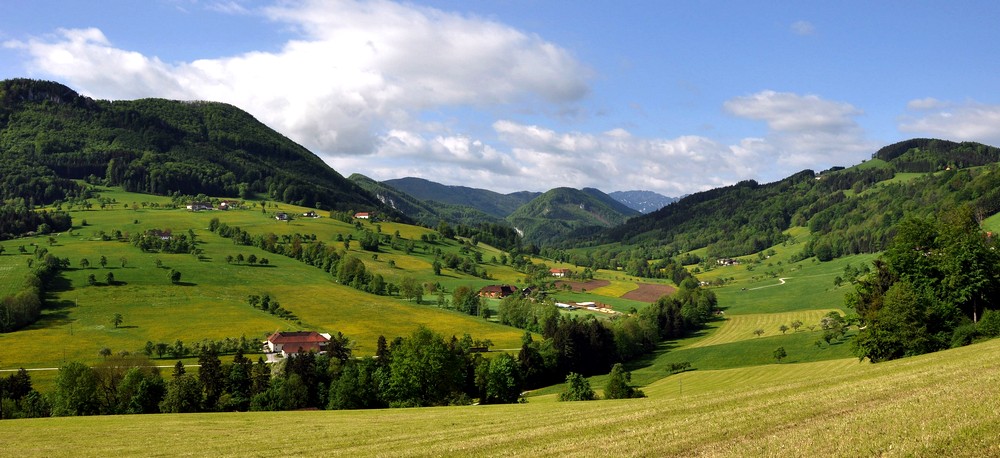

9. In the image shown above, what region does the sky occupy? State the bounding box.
[3,0,1000,197]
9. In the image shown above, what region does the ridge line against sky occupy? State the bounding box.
[2,0,1000,196]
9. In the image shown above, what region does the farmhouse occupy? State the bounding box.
[264,331,332,358]
[479,284,518,298]
[186,202,212,211]
[354,212,371,219]
[550,268,571,277]
[275,212,289,221]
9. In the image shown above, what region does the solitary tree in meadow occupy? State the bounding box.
[169,269,182,284]
[105,272,115,286]
[791,320,803,332]
[87,274,97,286]
[754,328,765,338]
[779,324,789,335]
[559,372,597,401]
[774,346,787,363]
[80,258,90,269]
[111,313,123,328]
[99,255,107,268]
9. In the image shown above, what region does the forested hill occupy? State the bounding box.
[508,187,639,246]
[384,177,540,218]
[0,78,392,214]
[350,173,503,228]
[583,138,1000,262]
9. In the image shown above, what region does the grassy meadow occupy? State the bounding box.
[3,336,998,457]
[1,188,533,372]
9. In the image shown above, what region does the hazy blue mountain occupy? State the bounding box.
[608,190,678,214]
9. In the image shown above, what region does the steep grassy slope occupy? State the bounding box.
[5,338,998,456]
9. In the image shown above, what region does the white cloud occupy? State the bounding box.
[333,120,768,196]
[5,0,590,156]
[899,100,1000,145]
[791,20,816,36]
[724,90,876,171]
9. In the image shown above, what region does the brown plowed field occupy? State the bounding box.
[554,279,611,292]
[622,283,676,302]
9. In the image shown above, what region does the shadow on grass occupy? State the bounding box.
[172,281,198,287]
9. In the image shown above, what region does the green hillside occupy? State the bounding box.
[384,176,539,218]
[587,139,1000,267]
[508,187,639,246]
[0,79,390,214]
[0,186,527,372]
[349,173,503,228]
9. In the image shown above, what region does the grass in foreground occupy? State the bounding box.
[3,338,999,457]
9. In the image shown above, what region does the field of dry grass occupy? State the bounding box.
[4,337,998,457]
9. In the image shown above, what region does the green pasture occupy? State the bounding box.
[4,337,998,457]
[710,252,876,315]
[0,250,30,297]
[1,191,529,369]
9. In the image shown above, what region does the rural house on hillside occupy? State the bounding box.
[264,331,331,358]
[478,284,518,298]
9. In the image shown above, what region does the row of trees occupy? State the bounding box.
[0,250,67,332]
[9,327,531,418]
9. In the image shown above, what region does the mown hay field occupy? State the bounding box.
[685,309,839,349]
[4,338,999,457]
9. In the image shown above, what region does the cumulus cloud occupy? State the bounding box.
[366,121,763,196]
[899,99,1000,145]
[5,0,590,156]
[724,90,876,171]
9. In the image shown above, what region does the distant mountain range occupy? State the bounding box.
[608,190,678,214]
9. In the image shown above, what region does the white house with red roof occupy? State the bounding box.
[264,331,332,358]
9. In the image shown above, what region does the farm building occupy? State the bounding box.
[264,331,332,357]
[479,284,519,298]
[354,212,371,219]
[550,268,571,277]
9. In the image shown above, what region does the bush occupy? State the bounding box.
[558,372,596,401]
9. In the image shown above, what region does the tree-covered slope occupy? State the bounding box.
[586,138,1000,263]
[384,177,540,218]
[0,79,391,214]
[350,173,503,227]
[508,187,639,246]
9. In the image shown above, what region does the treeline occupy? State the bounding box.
[0,198,72,240]
[0,250,67,332]
[850,207,1000,362]
[4,327,526,418]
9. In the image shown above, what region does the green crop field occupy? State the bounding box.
[4,337,998,457]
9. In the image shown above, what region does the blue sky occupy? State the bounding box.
[3,0,1000,196]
